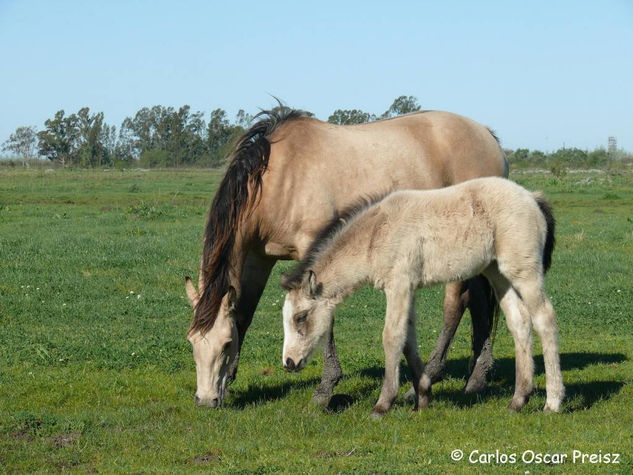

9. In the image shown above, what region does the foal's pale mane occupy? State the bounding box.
[280,193,388,290]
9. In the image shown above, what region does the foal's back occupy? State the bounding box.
[371,177,546,286]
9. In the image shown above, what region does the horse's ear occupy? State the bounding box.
[226,286,237,312]
[185,276,200,308]
[308,270,319,297]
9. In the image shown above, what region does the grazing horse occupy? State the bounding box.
[184,107,508,407]
[281,177,563,417]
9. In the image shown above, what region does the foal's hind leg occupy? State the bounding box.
[372,285,413,418]
[485,270,534,411]
[512,279,564,412]
[312,322,343,406]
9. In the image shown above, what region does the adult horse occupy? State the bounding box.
[185,106,508,407]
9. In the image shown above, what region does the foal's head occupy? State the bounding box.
[281,270,333,372]
[185,277,239,407]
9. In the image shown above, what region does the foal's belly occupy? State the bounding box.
[420,243,494,286]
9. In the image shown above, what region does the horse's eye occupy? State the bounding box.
[295,312,308,324]
[223,341,232,352]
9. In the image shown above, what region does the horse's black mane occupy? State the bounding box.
[190,104,309,335]
[281,193,388,290]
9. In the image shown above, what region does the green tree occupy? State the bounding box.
[2,126,38,166]
[327,109,375,125]
[206,108,239,166]
[37,110,79,166]
[75,107,113,167]
[381,95,421,118]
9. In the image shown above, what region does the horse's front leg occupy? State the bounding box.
[312,323,343,405]
[231,253,276,382]
[464,275,496,394]
[372,285,412,418]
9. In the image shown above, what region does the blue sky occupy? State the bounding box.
[1,0,631,151]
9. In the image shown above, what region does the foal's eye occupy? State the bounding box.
[295,312,308,324]
[223,341,232,352]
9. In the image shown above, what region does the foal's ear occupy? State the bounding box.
[308,270,319,297]
[280,273,293,290]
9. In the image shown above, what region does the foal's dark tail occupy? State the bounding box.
[533,192,556,272]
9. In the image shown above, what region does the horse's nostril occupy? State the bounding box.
[211,397,219,407]
[194,395,201,405]
[285,357,296,371]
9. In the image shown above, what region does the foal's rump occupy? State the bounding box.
[376,178,554,286]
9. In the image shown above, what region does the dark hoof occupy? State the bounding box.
[370,410,386,420]
[464,375,487,394]
[312,390,332,407]
[508,396,528,412]
[417,394,430,410]
[403,387,417,403]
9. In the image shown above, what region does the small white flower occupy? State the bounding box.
[62,303,67,306]
[137,294,141,299]
[130,290,134,294]
[131,352,136,356]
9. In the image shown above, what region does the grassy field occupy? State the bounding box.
[1,168,631,473]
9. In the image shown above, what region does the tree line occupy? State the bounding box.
[1,96,422,168]
[2,95,630,169]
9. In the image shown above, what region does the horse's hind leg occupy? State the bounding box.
[485,269,534,411]
[513,279,564,412]
[372,285,413,418]
[402,297,430,409]
[312,323,343,405]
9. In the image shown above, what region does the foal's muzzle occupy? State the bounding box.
[195,395,220,408]
[284,357,304,372]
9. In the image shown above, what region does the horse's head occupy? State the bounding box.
[185,277,239,408]
[281,270,333,372]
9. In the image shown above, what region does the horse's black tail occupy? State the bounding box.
[533,192,556,273]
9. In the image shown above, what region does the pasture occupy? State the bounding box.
[1,168,631,472]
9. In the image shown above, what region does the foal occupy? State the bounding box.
[280,177,563,417]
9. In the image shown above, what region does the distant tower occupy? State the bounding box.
[608,136,617,158]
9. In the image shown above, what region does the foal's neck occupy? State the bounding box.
[313,218,375,302]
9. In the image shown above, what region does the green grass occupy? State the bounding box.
[1,168,632,473]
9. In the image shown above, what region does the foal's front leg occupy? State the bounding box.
[372,286,412,418]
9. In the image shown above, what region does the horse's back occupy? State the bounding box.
[257,112,507,259]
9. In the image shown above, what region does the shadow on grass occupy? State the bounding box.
[226,352,625,412]
[352,351,627,412]
[229,376,321,409]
